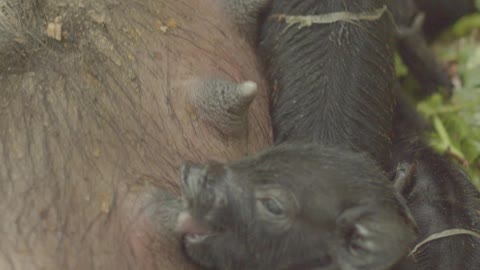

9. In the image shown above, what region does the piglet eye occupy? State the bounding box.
[260,198,284,216]
[255,187,297,232]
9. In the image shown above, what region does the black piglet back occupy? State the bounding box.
[259,0,396,171]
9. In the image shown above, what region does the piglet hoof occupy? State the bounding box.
[189,77,258,137]
[221,0,271,43]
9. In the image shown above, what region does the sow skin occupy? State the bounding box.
[0,0,272,269]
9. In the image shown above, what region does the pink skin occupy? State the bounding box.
[0,0,271,269]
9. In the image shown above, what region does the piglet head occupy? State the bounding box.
[176,144,417,270]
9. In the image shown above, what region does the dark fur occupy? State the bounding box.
[259,0,396,171]
[389,0,453,98]
[414,0,477,40]
[392,90,480,270]
[180,144,417,270]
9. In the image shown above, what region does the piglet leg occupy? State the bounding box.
[397,14,453,98]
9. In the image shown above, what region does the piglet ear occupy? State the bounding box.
[336,205,417,270]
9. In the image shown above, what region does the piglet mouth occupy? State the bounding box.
[177,161,228,243]
[175,211,214,244]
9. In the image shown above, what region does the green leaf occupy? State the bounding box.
[395,53,408,77]
[451,14,480,37]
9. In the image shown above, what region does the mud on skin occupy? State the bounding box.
[177,144,417,270]
[259,0,396,171]
[391,91,480,270]
[0,0,272,269]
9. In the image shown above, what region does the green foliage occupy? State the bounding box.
[395,53,408,77]
[414,22,480,188]
[417,93,480,187]
[447,14,480,38]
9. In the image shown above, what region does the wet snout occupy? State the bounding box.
[177,161,230,240]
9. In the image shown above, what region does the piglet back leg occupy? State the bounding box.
[390,0,453,98]
[395,11,453,98]
[397,31,453,98]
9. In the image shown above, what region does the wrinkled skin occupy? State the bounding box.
[391,90,480,270]
[389,0,453,98]
[178,144,417,270]
[0,0,272,269]
[259,0,396,171]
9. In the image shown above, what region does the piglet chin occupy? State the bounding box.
[175,211,212,243]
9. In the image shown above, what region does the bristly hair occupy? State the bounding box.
[260,0,396,171]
